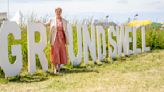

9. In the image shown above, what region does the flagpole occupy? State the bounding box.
[7,0,9,19]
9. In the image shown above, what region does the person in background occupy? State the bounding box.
[44,7,69,74]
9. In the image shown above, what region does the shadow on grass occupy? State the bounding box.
[0,69,49,83]
[60,67,99,74]
[46,65,99,77]
[111,50,154,62]
[0,65,100,84]
[7,72,49,83]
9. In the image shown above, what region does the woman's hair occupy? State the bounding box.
[55,7,62,12]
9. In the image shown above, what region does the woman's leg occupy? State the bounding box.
[55,64,60,73]
[53,49,60,74]
[54,64,58,74]
[58,64,61,73]
[54,64,61,74]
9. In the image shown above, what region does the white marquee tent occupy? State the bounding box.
[10,10,23,25]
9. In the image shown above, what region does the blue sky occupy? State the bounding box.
[0,0,164,12]
[0,0,164,22]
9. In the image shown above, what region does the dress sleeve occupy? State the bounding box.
[63,18,69,45]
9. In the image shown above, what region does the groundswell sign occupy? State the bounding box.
[0,21,150,77]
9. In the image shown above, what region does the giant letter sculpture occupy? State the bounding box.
[141,27,150,52]
[0,21,22,77]
[27,23,48,73]
[67,23,83,66]
[83,24,97,64]
[108,26,118,58]
[96,26,106,60]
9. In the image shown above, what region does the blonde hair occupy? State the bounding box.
[55,7,62,12]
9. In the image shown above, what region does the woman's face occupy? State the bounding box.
[55,9,62,17]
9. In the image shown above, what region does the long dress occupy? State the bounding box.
[51,18,68,65]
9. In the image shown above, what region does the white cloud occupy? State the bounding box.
[117,0,128,4]
[0,0,164,13]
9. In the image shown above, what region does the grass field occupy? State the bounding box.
[0,50,163,92]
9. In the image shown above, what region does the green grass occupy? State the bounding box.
[0,50,164,92]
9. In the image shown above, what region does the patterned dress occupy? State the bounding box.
[51,18,68,65]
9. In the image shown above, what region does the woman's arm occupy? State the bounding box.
[44,18,51,26]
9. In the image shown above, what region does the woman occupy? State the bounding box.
[44,7,69,74]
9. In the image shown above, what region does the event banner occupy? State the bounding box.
[0,21,150,77]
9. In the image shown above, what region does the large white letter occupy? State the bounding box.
[141,27,150,52]
[27,23,48,73]
[0,21,22,77]
[133,27,141,54]
[116,26,127,57]
[83,24,96,64]
[125,27,133,55]
[96,26,106,60]
[108,26,117,58]
[67,23,82,66]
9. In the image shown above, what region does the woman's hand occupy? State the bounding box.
[44,19,51,26]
